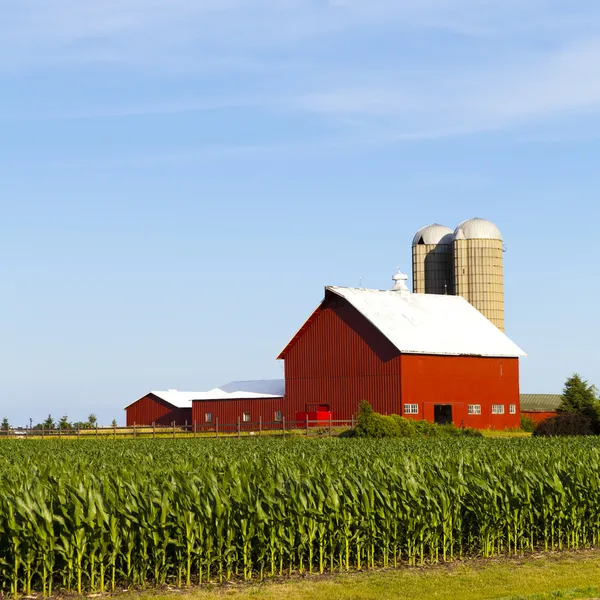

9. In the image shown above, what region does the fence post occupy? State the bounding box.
[42,427,45,440]
[172,421,176,439]
[59,425,62,439]
[77,425,80,439]
[216,417,219,438]
[237,416,241,439]
[351,414,355,429]
[153,422,156,439]
[194,420,197,438]
[185,420,188,436]
[329,414,332,437]
[282,416,286,438]
[259,415,262,436]
[96,423,98,439]
[26,425,29,440]
[113,421,116,438]
[306,414,309,437]
[133,423,136,438]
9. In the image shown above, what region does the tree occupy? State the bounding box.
[88,414,97,427]
[558,373,600,422]
[43,414,56,430]
[58,415,72,430]
[1,417,9,431]
[111,418,117,428]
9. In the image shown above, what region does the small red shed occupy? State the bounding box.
[124,390,194,426]
[191,380,285,428]
[278,274,526,429]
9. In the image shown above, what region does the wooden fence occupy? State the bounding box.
[0,416,356,439]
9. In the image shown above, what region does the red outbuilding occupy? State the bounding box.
[278,273,526,429]
[124,390,194,426]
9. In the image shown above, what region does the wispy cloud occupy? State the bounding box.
[3,1,600,141]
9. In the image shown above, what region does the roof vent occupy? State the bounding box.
[391,269,410,295]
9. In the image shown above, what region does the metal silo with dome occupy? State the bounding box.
[411,224,455,295]
[453,218,504,331]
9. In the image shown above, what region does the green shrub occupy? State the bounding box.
[355,402,482,438]
[520,415,535,432]
[533,412,594,437]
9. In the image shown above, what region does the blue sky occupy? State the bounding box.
[1,1,600,426]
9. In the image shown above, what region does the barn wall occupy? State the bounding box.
[125,395,192,426]
[400,354,521,429]
[191,397,285,431]
[521,410,556,423]
[283,295,402,420]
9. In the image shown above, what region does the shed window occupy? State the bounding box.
[404,404,419,415]
[468,404,481,415]
[274,411,282,422]
[205,412,212,423]
[243,412,251,423]
[509,404,516,414]
[492,404,505,415]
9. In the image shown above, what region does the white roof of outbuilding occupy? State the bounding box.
[324,286,525,358]
[130,379,286,409]
[454,218,502,241]
[412,223,454,246]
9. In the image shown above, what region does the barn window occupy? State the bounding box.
[243,412,251,422]
[492,404,505,415]
[274,411,282,422]
[404,404,419,415]
[205,412,212,423]
[468,404,481,415]
[509,404,516,414]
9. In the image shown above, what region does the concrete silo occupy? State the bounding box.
[412,224,454,295]
[453,218,504,331]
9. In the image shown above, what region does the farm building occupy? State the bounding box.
[125,390,194,426]
[278,271,526,429]
[520,394,561,423]
[125,380,284,427]
[191,380,285,427]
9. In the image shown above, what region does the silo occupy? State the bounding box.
[453,218,504,331]
[412,224,454,295]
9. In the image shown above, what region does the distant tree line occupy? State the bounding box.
[0,414,119,431]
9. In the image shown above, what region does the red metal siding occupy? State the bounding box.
[126,394,192,426]
[283,294,402,420]
[191,397,285,430]
[521,410,556,423]
[280,293,522,430]
[400,354,521,429]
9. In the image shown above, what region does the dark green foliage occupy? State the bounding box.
[558,373,600,422]
[520,416,535,432]
[355,401,482,438]
[533,412,594,437]
[0,418,8,431]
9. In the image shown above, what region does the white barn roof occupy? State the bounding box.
[127,379,286,409]
[319,286,525,358]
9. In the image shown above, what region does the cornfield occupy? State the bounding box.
[2,437,600,595]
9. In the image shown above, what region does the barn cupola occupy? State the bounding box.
[391,269,410,296]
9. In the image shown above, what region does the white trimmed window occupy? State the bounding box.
[205,412,212,423]
[468,404,481,415]
[509,404,516,415]
[404,404,419,415]
[274,411,282,422]
[492,404,505,415]
[243,412,251,422]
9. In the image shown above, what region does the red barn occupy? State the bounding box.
[191,380,285,428]
[124,390,194,426]
[278,277,526,429]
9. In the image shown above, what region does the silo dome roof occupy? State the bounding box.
[454,218,502,241]
[412,223,454,246]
